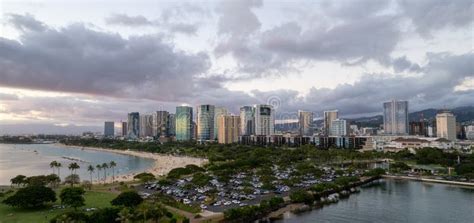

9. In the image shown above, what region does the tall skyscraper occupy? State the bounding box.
[324,110,338,135]
[176,106,193,141]
[298,110,314,136]
[197,104,215,141]
[436,111,456,141]
[254,105,274,136]
[127,112,140,139]
[139,114,153,137]
[153,111,169,137]
[240,106,255,136]
[330,119,348,136]
[168,114,176,136]
[214,107,229,140]
[104,121,114,137]
[218,115,240,144]
[383,100,408,135]
[121,122,128,137]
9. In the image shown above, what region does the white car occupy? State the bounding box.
[183,199,191,205]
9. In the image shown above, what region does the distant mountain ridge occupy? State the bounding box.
[275,106,474,131]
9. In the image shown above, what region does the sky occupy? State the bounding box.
[0,0,473,134]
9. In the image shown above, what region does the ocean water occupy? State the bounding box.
[279,179,474,223]
[0,144,154,185]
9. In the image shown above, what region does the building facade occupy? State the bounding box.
[127,112,140,139]
[176,106,193,141]
[139,114,153,138]
[153,111,169,137]
[240,106,255,136]
[197,105,215,141]
[168,114,176,136]
[298,110,314,136]
[324,110,338,135]
[330,119,348,136]
[218,115,240,144]
[254,105,275,136]
[214,107,229,140]
[104,121,114,137]
[436,111,456,141]
[121,122,127,137]
[383,100,408,135]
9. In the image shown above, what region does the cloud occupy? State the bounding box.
[0,93,19,101]
[105,14,154,26]
[0,14,209,102]
[398,0,474,37]
[392,56,421,73]
[6,13,46,32]
[105,13,199,35]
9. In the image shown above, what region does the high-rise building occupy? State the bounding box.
[409,121,428,136]
[330,119,348,136]
[127,112,140,139]
[383,100,408,135]
[121,122,128,137]
[176,106,193,141]
[214,107,229,140]
[436,111,456,141]
[104,121,114,137]
[139,114,153,137]
[324,110,338,135]
[153,111,169,137]
[197,104,215,141]
[168,114,176,136]
[240,106,255,136]
[218,115,240,144]
[254,105,274,136]
[298,110,314,136]
[465,125,474,140]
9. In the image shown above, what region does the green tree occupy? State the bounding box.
[96,164,103,183]
[56,162,62,180]
[50,160,58,175]
[87,165,95,184]
[102,163,109,183]
[110,161,117,182]
[50,211,90,223]
[10,175,26,188]
[3,185,56,208]
[111,191,143,208]
[117,207,134,223]
[60,187,86,210]
[89,207,120,223]
[46,174,61,188]
[64,174,81,187]
[68,162,80,175]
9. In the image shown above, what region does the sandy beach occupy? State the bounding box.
[60,144,208,184]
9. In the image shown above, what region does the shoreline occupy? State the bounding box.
[58,144,208,184]
[382,175,474,187]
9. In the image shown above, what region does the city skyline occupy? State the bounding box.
[0,0,472,134]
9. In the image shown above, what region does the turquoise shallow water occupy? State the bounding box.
[279,179,474,223]
[0,144,154,185]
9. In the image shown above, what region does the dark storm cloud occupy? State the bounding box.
[398,0,474,36]
[0,14,209,102]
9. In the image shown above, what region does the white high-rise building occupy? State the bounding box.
[254,105,274,136]
[139,114,153,137]
[240,106,255,136]
[214,107,229,140]
[298,110,314,136]
[436,111,456,141]
[383,100,408,135]
[330,119,348,136]
[465,125,474,140]
[324,110,338,135]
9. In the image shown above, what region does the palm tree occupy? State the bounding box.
[117,207,134,223]
[102,163,109,183]
[87,165,95,184]
[68,162,80,175]
[50,161,57,174]
[96,164,102,183]
[56,162,62,180]
[109,161,117,182]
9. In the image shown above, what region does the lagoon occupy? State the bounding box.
[0,144,154,185]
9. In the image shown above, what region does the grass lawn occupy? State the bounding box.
[0,189,116,223]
